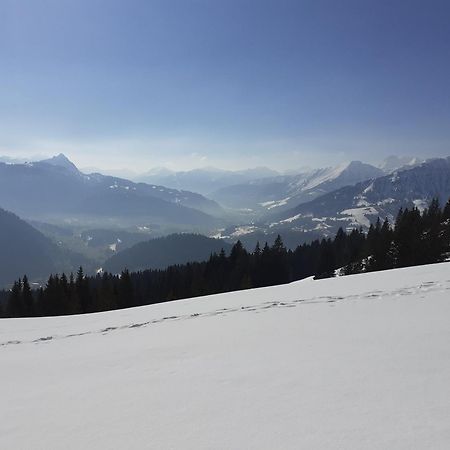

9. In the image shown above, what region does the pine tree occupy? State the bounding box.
[421,198,443,263]
[76,267,91,313]
[7,279,23,317]
[316,239,336,278]
[442,199,450,256]
[22,275,34,317]
[118,269,134,308]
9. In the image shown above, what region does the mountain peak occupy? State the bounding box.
[39,153,79,173]
[340,160,384,177]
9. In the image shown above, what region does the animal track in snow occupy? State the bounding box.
[1,277,449,348]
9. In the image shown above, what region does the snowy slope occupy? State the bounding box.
[378,155,424,173]
[266,156,450,235]
[1,263,450,449]
[211,161,383,213]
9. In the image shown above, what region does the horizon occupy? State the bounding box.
[0,151,433,177]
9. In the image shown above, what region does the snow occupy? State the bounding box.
[270,212,310,228]
[390,172,400,182]
[279,212,302,223]
[301,163,349,190]
[355,198,370,207]
[209,228,226,239]
[260,200,277,207]
[313,222,331,230]
[259,197,291,210]
[413,198,428,213]
[340,206,378,227]
[230,225,258,237]
[377,197,395,206]
[1,262,450,449]
[362,181,374,194]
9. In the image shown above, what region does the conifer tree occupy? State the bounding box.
[118,269,134,308]
[22,275,34,317]
[7,279,23,317]
[76,267,91,313]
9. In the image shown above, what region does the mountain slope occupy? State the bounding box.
[1,262,449,449]
[0,155,223,230]
[269,157,450,234]
[0,208,90,286]
[378,155,424,173]
[211,161,383,213]
[103,233,232,273]
[39,153,80,174]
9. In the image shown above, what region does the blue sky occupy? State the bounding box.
[1,0,450,172]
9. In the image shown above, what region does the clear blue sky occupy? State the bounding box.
[1,0,450,171]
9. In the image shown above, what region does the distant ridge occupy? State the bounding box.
[211,160,384,212]
[137,166,281,195]
[103,233,232,273]
[0,155,224,230]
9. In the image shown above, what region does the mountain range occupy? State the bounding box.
[0,154,224,232]
[209,157,449,247]
[0,152,447,284]
[136,166,281,196]
[211,161,385,214]
[261,157,450,237]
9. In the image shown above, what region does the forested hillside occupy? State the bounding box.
[103,234,233,273]
[2,198,449,318]
[0,208,90,287]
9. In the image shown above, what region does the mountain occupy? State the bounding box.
[137,166,280,196]
[39,153,80,174]
[2,262,449,448]
[0,155,224,232]
[103,233,232,273]
[0,207,90,286]
[211,161,384,214]
[378,155,424,173]
[267,157,450,235]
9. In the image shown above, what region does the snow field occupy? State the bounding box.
[1,263,450,449]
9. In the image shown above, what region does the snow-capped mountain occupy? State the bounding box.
[211,161,384,214]
[378,155,424,174]
[267,157,450,235]
[137,166,281,196]
[0,155,224,231]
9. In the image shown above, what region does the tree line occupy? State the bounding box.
[1,198,450,318]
